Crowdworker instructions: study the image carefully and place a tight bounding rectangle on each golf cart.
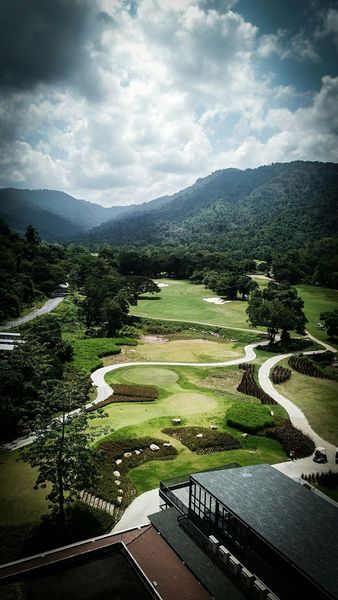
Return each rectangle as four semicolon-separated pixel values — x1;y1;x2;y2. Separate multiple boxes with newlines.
313;447;328;464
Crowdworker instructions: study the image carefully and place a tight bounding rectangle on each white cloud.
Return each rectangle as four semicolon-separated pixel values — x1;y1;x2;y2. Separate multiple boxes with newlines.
0;0;336;206
315;8;338;45
257;29;320;63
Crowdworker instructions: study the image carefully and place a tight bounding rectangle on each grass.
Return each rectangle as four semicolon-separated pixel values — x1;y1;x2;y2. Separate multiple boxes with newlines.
0;451;50;526
132;278;338;347
104;336;245;364
131;279;256;330
88;363;288;496
276;359;338;445
295;283;338;349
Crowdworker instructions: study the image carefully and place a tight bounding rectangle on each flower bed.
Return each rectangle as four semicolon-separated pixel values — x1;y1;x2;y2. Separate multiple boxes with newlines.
227;402;275;433
288;355;328;379
162;426;241;454
271;365;292;384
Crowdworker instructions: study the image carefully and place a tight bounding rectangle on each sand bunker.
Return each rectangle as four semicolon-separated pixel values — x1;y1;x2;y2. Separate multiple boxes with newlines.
203;297;232;304
140;335;169;344
154;281;169;287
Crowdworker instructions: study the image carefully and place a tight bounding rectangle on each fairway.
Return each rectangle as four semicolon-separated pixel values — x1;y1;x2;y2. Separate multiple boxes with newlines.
104;336;244;363
132;278;338;345
132;279;253;329
295;284;338;348
277;361;338;445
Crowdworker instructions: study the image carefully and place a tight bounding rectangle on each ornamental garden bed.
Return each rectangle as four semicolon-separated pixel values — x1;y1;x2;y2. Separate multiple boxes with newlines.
90;437;177;507
162;426;241;454
262;422;315;459
237;364;277;405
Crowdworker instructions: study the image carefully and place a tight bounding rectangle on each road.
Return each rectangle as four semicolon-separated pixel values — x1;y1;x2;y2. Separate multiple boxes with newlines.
0;296;65;331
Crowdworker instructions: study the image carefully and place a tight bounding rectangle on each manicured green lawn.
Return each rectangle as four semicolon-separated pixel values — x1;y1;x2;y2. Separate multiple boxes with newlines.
276;360;338;445
0;452;50;526
132;278;338;345
131;279;255;330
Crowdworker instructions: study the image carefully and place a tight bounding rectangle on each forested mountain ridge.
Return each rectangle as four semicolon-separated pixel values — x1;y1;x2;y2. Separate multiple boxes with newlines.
0;188;131;241
85;161;338;255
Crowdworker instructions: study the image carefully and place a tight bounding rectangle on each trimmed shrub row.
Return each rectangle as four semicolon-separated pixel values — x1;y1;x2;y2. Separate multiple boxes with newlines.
162;426;241;454
112;383;158;399
271;365;291;384
87;383;159;411
302;471;338;488
237;364;277;405
227;402;275;434
263;422;315;459
288;355;328;379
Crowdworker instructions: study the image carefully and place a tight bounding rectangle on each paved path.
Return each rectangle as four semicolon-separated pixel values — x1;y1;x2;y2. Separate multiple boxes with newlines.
90;339;267;402
0;296;65;331
112;489;161;532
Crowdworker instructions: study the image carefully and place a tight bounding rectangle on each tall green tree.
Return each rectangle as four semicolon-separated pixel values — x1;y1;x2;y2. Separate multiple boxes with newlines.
247;282;307;343
21;372;97;526
320;309;338;339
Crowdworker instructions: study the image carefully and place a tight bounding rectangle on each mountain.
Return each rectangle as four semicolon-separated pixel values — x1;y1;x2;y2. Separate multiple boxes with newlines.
0;189;131;241
84;161;338;254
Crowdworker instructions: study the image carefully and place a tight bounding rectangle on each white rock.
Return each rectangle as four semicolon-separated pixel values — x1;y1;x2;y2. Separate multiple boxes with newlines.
113;470;120;478
196;433;204;438
114;480;121;486
241;433;248;438
117;496;123;505
135;450;141;455
163;442;172;447
116;459;122;465
172;418;181;424
138;449;143;452
124;452;133;458
210;425;217;430
150;443;160;451
118;489;123;494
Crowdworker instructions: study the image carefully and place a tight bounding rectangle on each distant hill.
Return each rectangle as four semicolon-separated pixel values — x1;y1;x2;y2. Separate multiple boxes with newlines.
0;189;131;241
84;161;338;254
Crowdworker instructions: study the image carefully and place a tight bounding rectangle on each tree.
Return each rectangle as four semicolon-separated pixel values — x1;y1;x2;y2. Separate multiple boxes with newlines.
21;372;98;526
124;276;160;304
247;282;307;343
320;309;338;339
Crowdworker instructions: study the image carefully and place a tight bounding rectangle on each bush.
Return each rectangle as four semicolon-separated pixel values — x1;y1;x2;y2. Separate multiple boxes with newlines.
88;383;159;410
71;336;137;373
237;364;277;405
288;355;329;379
162;426;241;454
263;422;315;458
271;365;291;384
227;402;275;433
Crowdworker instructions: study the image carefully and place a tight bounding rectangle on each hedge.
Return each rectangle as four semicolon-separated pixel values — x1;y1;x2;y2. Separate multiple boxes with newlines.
227;402;275;433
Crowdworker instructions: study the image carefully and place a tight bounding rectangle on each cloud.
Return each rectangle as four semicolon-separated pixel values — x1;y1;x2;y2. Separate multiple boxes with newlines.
257;29;320;63
315;8;338;45
0;0;336;206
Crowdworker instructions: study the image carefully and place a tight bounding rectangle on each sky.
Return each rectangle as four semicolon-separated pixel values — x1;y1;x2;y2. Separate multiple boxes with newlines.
1;0;338;207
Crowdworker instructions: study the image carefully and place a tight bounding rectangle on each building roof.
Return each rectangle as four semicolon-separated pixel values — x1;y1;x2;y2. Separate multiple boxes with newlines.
192;464;338;600
149;507;247;600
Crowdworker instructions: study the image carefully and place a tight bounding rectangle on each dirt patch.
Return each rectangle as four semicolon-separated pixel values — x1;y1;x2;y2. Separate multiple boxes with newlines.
201;370;243;393
140;335;169;344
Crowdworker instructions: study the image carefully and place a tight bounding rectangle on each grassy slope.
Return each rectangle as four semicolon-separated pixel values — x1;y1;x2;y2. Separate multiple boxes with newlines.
277;359;338;445
0;452;50;526
295;284;338;349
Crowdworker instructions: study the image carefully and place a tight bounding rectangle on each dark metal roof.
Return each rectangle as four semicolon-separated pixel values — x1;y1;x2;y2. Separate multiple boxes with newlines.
192;464;338;600
149;508;247;600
